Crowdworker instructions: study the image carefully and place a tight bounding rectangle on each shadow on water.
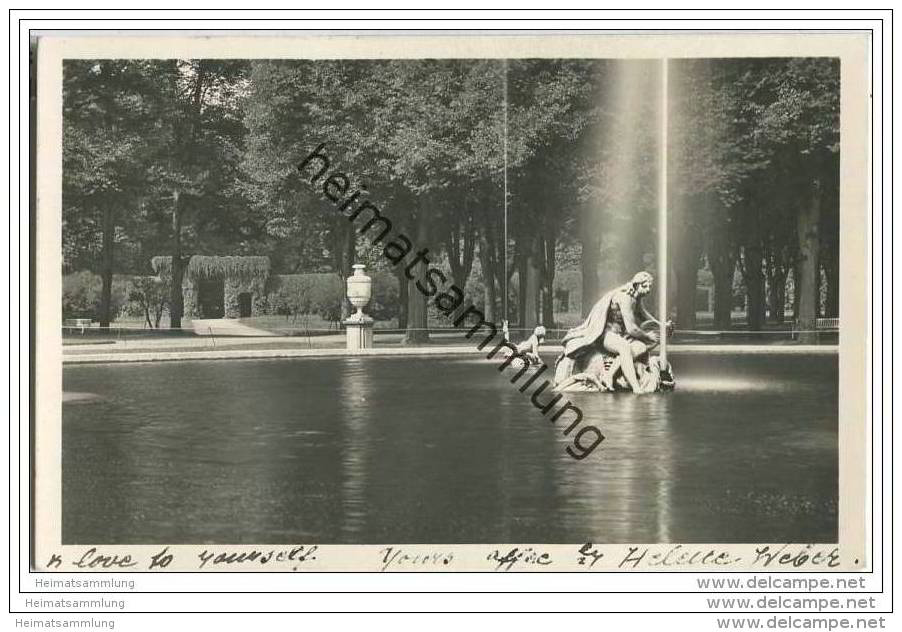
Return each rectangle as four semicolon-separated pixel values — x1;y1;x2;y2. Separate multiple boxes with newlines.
61;351;837;544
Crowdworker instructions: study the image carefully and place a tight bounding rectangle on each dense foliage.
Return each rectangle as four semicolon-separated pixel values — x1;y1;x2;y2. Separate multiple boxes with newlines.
63;57;840;338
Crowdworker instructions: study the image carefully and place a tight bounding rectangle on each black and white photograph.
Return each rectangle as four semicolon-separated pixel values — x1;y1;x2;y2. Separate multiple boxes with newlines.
32;32;870;573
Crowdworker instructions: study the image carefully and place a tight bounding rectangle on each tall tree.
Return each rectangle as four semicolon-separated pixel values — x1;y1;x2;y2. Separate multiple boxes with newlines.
63;60;162;326
152;60;248;329
670;59;762;330
751;58;840;340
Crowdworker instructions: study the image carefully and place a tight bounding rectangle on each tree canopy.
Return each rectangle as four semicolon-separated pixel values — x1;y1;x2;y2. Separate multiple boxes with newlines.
63;56;841;335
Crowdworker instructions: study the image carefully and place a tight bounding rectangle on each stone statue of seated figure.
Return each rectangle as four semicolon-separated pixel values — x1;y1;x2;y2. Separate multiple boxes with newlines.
553;272;675;394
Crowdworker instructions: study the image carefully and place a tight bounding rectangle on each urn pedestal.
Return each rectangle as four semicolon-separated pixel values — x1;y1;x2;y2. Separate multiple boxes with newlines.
345;316;374;350
345;264;374;351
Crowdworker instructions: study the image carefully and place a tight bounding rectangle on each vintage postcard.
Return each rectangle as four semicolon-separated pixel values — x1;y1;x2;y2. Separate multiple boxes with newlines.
32;31;870;572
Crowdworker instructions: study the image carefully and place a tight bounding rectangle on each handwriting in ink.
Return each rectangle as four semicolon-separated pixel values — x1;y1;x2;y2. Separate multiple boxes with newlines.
487;547;553;571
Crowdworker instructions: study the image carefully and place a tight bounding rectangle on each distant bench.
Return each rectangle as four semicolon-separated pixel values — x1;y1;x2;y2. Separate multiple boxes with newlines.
64;318;92;334
815;317;840;330
791;317;839;340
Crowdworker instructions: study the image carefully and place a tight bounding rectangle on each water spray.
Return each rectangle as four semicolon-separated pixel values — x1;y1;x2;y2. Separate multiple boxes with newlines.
658;58;669;368
502;58;509;332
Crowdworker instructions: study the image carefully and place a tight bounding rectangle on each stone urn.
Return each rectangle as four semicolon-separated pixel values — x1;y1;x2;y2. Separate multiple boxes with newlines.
346;264;372;321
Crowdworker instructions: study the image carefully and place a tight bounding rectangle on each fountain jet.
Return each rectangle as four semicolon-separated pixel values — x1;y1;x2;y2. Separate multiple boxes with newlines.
658;58;669;366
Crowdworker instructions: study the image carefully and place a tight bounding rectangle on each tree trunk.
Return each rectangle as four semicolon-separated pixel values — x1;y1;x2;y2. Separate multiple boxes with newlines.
403;211;429;344
707;213;735;331
674;225;700;330
674;263;698;330
447;204;476;291
478;233;498;322
524;243;540;331
742;244;766;331
99;203;114;328
764;237;791;326
823;258;839;318
797;179;822;343
483;283;496;322
155;294;165;329
476;199;501;323
792;266;801;320
169;191;184;330
540;229;557;328
711;260;734;330
395;267;409;329
98;87;117;329
169;62;207;331
767;271;788;325
516;242;528;328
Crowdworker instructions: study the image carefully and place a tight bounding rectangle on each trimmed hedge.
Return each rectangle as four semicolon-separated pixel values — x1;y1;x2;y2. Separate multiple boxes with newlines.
263;273;343;323
151;255;270;282
263;271;401;322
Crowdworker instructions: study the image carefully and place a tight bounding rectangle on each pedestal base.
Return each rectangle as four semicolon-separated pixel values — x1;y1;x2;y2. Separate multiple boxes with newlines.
344;316;374;351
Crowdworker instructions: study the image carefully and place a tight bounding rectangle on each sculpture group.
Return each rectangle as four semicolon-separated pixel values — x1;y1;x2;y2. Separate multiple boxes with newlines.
551;272;676;394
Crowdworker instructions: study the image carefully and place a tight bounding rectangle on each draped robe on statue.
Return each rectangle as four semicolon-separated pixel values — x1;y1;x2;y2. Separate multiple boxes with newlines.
553;283;673;392
561;286;623;358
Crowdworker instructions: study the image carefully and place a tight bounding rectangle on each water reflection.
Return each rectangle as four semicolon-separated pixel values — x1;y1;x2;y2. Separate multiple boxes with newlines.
550;391;675;543
62;352;837;544
338;358;373;539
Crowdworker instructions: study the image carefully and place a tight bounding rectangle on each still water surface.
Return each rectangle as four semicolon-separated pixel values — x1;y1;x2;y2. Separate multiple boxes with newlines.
62;352;837;544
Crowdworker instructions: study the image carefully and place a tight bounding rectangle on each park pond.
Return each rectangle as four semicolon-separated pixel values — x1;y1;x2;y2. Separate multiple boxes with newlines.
62;351;837;544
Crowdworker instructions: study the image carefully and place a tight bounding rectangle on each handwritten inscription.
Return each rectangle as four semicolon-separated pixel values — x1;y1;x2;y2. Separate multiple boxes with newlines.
487;547;553;571
41;542;844;571
197;545;318;569
752;544;840;568
577;542;604;568
73;548;137;570
46;545;318;571
149;546;174;569
618;545;740;569
379;547;454;572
